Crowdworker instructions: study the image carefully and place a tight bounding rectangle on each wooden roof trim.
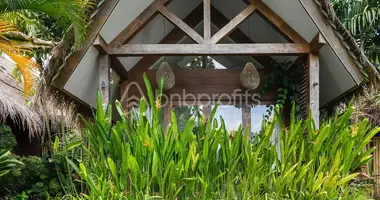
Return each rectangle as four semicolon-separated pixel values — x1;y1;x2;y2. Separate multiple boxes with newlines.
52;0;120;89
246;0;308;44
93;34;128;80
129;3;204;73
310;32;326;53
299;0;365;84
210;5;275;70
158;6;204;44
210;4;256;44
108;0;172;49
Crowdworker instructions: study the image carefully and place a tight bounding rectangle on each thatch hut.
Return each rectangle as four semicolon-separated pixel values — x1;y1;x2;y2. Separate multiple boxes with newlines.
0;56;43;155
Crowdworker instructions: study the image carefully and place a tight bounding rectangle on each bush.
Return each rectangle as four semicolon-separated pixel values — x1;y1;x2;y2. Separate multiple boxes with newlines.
66;74;377;199
0;155;65;199
0;124;16;150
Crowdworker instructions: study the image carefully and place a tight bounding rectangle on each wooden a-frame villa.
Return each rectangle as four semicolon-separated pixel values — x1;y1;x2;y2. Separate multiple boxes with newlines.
51;0;377;130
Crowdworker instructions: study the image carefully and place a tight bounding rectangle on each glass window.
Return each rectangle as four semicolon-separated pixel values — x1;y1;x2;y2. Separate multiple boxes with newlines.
251;105;272;134
212;105;242;131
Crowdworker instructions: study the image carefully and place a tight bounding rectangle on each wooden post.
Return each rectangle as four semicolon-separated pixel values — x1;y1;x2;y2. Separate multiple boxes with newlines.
99;53;111;110
203;105;212;117
203;0;211;42
242;104;251;139
163;104;172;134
307;53;319;128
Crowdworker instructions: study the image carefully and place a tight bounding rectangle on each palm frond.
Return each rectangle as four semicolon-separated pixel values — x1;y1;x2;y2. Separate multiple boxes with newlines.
0;0;95;49
0;21;39;96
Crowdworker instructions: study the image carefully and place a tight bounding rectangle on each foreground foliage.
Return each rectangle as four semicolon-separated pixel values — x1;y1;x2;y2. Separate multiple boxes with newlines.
59;74;378;199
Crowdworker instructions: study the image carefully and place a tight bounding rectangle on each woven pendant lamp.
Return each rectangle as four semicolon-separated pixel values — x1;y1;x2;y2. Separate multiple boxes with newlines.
156;62;175;91
240;62;260;90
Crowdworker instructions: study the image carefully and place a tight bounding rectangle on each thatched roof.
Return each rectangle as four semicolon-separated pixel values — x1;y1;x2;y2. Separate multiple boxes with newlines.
0;56;43;136
317;0;379;81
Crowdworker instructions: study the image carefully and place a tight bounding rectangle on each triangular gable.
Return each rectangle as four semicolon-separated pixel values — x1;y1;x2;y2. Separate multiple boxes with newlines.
54;0;377;108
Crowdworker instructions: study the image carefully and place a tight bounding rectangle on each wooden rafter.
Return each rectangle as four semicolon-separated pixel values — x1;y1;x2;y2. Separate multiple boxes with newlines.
210;6;275;70
310;32;326;53
204;0;211;41
93;35;108;54
110;43;310;56
108;0;172;49
130;4;276;72
299;0;363;85
53;0;119;89
246;0;308;44
210;4;256;44
93;34;128;80
129;3;204;73
158;6;204;44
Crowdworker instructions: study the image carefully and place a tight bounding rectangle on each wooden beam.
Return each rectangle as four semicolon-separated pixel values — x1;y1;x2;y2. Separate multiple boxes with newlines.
211;4;256;44
124;68;276;106
289;32;326;71
210;6;275;70
94;34;128;80
242;104;251;132
158;6;204;44
307;53;319;128
204;0;211;42
129;3;204;73
99;53;111;110
53;0;119;89
310;32;326;53
108;0;172;48
203;105;212;117
110;43;310;56
130;5;276;73
299;0;364;84
93;34;109;54
247;0;308;44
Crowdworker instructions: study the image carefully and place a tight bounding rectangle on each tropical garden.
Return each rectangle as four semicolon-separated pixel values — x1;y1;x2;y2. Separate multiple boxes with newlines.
0;0;379;199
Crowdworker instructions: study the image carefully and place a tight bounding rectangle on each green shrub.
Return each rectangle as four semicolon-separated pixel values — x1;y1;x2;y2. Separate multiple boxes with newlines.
0;155;65;199
0;124;17;150
66;74;377;199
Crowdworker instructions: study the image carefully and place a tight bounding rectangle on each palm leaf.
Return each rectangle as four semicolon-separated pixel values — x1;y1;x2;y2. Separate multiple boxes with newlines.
0;0;95;49
0;21;39;96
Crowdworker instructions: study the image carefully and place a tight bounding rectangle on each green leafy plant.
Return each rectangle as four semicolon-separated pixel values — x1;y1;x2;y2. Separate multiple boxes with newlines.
0;124;17;151
64;74;377;199
0;150;22;177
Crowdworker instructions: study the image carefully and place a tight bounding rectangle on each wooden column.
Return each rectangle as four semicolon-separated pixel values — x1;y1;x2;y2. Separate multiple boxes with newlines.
203;0;211;42
307;53;319;128
203;105;212;117
242;104;252;139
306;33;325;128
99;53;111;110
163;104;172;134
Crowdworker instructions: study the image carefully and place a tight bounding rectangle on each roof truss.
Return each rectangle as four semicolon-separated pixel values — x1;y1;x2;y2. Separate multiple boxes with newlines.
129;4;275;73
55;0;313;88
108;0;309;56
